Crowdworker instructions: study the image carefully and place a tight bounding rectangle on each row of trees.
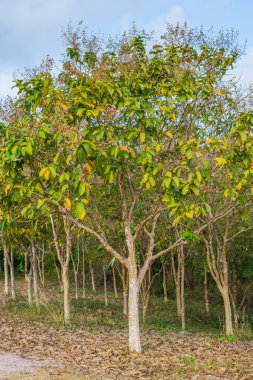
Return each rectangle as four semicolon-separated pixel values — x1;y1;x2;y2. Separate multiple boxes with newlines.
0;24;253;353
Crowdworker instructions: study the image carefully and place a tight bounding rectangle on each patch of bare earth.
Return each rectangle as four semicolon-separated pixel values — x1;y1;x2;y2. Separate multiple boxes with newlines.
0;308;252;380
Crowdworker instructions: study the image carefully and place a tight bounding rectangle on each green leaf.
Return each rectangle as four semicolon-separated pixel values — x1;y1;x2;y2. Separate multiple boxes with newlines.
182;184;190;195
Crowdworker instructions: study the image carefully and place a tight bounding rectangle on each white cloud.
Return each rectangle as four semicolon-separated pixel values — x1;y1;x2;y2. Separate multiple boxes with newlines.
235;47;253;85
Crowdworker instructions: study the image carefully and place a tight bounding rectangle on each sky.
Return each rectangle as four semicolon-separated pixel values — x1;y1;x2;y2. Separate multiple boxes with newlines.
1;0;253;97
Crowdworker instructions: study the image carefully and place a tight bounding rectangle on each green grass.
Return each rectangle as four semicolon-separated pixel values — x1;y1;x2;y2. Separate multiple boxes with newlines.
4;280;253;341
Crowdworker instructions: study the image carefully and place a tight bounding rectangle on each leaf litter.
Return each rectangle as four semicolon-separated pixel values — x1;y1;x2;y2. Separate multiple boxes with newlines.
0;310;252;380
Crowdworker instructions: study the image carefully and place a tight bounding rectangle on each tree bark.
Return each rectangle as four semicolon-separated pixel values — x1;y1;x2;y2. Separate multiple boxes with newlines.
3;245;9;301
171;254;181;318
204;268;210;314
222;287;233;336
81;238;86;299
120;265;128;316
31;241;40;307
128;267;141;354
180;246;185;331
9;249;16;300
62;265;70;325
112;265;118;299
162;262;168;303
24;252;33;305
89;261;96;292
103;264;108;307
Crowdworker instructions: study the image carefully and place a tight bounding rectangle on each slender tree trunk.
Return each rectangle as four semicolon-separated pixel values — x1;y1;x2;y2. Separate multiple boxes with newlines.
81;238;86;299
62;265;70;325
123;289;128;315
3;245;9;300
27;267;33;305
50;214;72;323
204;268;210;314
180;247;185;331
128;258;141;354
172;255;181;318
231;272;238;331
121;265;128;316
103;264;108;307
142;291;150;324
71;238;80;300
222;287;233;335
112;265;118;299
38;244;45;287
31;241;40;307
204;234;233;337
74;271;78;300
9;249;16;300
89;261;96;292
24;252;33;305
162;262;168;303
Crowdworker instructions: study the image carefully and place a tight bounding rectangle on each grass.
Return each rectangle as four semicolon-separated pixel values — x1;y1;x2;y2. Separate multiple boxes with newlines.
3;279;253;341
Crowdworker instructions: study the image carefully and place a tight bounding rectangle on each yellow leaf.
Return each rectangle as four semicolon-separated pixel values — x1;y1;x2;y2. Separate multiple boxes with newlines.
39;168;46;177
44;169;50;181
129;148;136;157
215;157;227;166
85;163;92;175
140;132;145;142
213;89;222;96
171;113;176;122
79;209;86;220
119;145;129;152
4;184;11;195
166;131;173;139
236;182;242;190
60;103;68;110
64;198;71;210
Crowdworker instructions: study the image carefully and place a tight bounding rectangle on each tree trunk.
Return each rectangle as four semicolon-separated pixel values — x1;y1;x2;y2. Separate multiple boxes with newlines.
31;242;40;307
103;264;108;307
128;262;141;354
81;240;86;299
123;290;128;316
222;287;233;336
172;255;181;318
142;292;150;324
74;272;78;300
89;261;96;292
9;249;16;300
27;267;33;305
3;245;9;300
62;265;70;325
112;265;118;299
204;268;210;314
121;265;128;315
162;262;168;303
38;244;45;287
24;252;32;305
180;247;185;331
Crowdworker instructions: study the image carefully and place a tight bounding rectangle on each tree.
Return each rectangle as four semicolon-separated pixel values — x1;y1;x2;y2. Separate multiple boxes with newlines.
1;26;252;354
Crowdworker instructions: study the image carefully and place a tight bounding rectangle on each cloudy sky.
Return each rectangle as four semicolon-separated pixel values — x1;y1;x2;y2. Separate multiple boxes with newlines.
1;0;253;97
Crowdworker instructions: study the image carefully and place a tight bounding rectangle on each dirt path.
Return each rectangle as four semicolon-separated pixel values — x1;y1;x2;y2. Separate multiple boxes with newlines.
0;353;45;379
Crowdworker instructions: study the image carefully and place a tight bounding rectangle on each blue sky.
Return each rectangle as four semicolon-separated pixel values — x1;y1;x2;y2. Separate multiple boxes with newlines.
1;0;253;96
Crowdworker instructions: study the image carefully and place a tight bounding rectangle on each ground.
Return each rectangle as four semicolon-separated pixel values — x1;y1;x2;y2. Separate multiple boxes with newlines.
0;279;252;379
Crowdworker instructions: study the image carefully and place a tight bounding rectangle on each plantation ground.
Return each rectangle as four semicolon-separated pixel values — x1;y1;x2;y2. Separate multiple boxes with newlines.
0;279;252;379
